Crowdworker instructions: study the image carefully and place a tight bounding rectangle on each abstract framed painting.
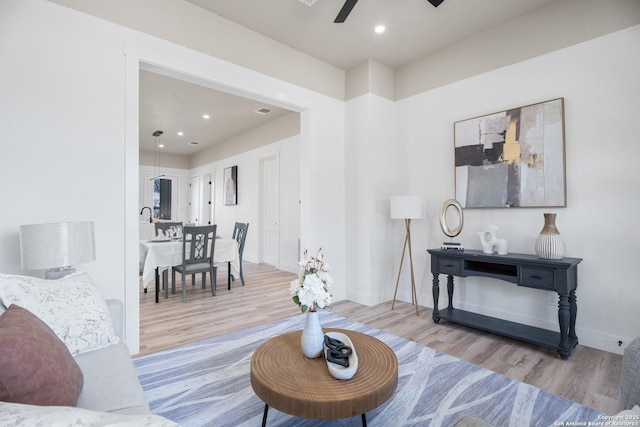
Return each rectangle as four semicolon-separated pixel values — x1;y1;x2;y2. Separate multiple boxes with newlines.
454;98;566;208
223;165;237;206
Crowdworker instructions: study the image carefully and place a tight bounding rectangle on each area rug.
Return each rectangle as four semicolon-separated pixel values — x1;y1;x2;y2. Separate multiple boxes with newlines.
134;311;604;426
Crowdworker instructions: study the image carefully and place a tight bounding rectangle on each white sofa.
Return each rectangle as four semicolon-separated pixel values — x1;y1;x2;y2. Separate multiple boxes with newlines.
0;272;176;426
75;299;150;414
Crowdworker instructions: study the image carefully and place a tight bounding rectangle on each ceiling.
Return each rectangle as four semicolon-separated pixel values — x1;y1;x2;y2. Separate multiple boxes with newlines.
139;70;292;156
184;0;558;70
141;0;559;157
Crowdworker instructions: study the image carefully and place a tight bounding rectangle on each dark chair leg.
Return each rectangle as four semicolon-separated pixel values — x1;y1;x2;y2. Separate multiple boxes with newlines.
210;267;216;296
155;268;159;304
163;270;169;299
182;272;187;302
361;413;367;427
227;262;231;291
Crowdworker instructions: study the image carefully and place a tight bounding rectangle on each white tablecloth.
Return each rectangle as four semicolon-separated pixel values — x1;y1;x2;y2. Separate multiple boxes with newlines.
140;238;240;289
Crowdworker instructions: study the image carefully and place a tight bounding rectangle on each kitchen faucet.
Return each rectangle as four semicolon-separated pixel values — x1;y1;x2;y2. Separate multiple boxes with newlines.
140;206;153;223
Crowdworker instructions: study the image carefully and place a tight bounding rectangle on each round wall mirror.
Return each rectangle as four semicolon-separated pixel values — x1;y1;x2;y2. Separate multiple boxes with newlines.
440;199;464;237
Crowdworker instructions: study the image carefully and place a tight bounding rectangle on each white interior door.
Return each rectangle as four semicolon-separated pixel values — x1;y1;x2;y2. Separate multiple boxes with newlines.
262;156;279;266
188;175;200;225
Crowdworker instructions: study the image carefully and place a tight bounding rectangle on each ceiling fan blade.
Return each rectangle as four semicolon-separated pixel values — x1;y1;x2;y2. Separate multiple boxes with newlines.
427;0;445;7
334;0;358;23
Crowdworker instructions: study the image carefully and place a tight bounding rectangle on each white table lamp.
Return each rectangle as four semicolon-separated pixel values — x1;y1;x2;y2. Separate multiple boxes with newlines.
390;196;426;316
20;221;96;280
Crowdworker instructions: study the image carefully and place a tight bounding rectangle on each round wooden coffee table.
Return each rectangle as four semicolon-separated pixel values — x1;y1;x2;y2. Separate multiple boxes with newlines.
250;328;398;426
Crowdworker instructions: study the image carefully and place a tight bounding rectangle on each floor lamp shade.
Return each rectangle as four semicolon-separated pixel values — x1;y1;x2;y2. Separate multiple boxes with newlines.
20;221;96;279
390;196;426;219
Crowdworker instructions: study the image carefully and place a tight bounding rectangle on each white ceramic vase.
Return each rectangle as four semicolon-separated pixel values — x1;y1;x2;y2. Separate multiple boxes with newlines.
301;310;324;358
535;213;565;259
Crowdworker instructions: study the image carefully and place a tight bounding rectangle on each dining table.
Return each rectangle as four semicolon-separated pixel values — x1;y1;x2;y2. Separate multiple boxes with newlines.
140;237;240;302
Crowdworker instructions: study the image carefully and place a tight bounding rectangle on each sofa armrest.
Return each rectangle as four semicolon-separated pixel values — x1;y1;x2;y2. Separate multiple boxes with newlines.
622;337;640;410
105;299;124;342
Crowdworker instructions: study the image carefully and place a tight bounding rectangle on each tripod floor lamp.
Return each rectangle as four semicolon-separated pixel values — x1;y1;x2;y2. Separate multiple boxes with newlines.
391;195;426;316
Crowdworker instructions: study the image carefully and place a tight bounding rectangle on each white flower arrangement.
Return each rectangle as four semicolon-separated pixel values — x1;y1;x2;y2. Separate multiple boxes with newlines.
290;248;333;313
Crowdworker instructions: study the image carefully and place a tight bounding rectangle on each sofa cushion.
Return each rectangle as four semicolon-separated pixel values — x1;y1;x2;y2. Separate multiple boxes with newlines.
0;272;119;356
0;305;83;407
0;401;178;426
74;342;149;414
622;337;640;410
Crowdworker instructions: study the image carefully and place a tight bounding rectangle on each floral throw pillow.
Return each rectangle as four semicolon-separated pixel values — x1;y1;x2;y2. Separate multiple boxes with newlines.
0;272;120;356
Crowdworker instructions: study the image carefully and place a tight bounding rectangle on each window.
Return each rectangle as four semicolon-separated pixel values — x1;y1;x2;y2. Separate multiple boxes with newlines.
153;178;172;220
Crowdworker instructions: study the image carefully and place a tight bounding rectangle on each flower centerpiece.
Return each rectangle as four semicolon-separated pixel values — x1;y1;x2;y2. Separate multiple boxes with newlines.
290;248;333;358
290;248;333;313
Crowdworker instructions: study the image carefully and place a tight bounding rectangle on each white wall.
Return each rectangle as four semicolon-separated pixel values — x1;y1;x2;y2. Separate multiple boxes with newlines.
190;134;301;273
137;134;301;275
345;93;402;306
0;1;134;321
395;25;640;354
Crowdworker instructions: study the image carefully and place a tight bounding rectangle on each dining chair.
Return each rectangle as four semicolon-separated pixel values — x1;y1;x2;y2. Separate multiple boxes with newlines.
151;222;183;301
228;222;249;289
172;225;217;302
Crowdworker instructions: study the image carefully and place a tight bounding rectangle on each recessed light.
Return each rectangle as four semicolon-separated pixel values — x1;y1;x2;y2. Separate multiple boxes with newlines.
158;144;164;148
177;131;184;136
375;25;386;34
254;107;272;115
203;114;210;119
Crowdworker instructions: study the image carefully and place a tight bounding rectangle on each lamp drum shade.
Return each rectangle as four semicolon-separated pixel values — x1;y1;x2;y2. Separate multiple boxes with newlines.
390;196;426;219
20;222;96;270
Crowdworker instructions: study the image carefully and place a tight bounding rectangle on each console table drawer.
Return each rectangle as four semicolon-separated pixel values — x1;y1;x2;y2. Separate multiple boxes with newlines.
438;258;462;275
520;268;555;290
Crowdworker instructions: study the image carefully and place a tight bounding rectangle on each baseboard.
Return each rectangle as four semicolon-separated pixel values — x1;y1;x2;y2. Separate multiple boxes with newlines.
241;256;298;275
278;262;298;274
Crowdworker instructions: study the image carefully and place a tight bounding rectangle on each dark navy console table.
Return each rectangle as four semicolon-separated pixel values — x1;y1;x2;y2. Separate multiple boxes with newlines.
427;249;582;359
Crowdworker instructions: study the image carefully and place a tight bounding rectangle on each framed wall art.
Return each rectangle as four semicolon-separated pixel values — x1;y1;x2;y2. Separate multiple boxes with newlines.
454;98;566;208
223;166;237;206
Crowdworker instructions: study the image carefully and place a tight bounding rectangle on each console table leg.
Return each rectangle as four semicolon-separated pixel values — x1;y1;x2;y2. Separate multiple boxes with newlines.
447;275;454;309
569;289;578;340
557;293;571;359
361;413;367;427
432;274;440;323
261;404;269;427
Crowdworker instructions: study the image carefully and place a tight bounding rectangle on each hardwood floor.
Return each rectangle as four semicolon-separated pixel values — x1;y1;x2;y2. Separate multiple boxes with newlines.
137;262;622;414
